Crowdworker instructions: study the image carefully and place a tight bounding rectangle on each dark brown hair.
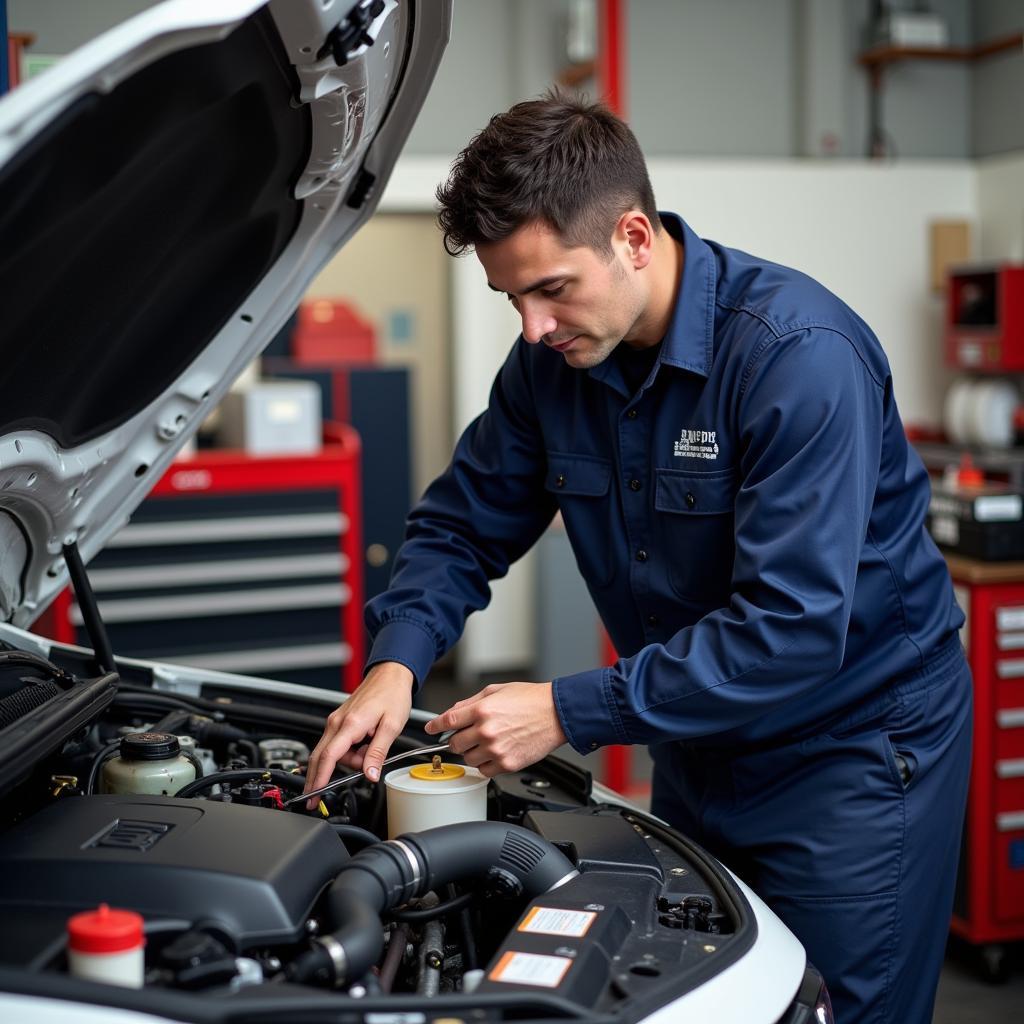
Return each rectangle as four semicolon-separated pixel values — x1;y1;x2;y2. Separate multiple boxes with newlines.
436;91;659;257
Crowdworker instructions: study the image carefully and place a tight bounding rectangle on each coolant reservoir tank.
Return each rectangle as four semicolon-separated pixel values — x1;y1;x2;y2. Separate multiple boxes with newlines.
100;732;197;796
384;757;487;838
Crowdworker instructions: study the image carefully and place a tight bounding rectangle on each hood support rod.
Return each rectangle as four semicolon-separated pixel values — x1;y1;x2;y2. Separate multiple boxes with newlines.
62;541;115;677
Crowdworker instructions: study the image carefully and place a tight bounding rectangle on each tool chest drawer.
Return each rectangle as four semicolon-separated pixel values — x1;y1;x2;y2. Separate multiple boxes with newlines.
33;436;364;692
947;564;1024;949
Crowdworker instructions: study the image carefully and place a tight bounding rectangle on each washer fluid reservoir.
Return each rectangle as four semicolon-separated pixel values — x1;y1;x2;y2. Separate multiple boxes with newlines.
100;732;197;796
384;756;487;838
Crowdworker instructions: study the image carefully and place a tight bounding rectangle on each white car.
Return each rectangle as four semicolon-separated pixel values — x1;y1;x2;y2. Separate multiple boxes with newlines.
0;3;831;1021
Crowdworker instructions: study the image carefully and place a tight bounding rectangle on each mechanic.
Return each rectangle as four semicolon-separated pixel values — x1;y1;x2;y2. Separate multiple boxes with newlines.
305;92;972;1023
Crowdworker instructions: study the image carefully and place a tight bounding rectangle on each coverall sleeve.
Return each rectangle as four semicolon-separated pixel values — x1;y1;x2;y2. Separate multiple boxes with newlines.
552;327;886;752
364;340;557;689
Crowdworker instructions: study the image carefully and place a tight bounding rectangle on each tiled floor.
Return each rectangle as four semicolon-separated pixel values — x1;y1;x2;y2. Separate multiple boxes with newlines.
934;941;1024;1022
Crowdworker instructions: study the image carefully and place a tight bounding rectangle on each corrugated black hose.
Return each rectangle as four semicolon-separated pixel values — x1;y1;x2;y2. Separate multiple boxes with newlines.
0;680;62;728
287;821;577;988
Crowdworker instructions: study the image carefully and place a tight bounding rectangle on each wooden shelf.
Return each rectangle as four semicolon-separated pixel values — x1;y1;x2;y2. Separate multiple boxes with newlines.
858;31;1023;69
557;59;596;89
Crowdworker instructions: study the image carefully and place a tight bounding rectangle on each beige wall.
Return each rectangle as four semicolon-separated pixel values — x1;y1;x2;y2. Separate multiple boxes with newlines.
304;213;452;499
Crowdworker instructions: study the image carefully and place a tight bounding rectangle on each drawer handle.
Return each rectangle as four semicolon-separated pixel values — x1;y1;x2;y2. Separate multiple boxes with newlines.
71;583;350;625
997;660;1024;679
997;607;1024;632
996;759;1024;779
89;553;347;592
997;708;1024;729
107;512;347;547
180;642;352;675
997;810;1024;832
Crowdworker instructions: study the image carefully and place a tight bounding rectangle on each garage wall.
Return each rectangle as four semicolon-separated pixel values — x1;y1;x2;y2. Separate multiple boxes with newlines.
971;0;1024;158
9;0;1020;161
646;158;975;428
627;0;800;158
976;151;1024;262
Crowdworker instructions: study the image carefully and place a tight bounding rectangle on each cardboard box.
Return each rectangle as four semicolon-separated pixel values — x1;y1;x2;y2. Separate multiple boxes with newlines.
218;380;322;455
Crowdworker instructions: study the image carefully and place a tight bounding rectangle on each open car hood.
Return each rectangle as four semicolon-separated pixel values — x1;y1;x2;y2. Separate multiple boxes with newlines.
0;0;450;628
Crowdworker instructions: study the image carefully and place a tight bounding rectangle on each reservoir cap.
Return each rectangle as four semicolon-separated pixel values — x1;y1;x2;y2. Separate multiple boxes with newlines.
409;761;466;782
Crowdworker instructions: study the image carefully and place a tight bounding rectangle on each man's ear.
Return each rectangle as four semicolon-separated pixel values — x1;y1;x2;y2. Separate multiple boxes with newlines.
615;210;654;270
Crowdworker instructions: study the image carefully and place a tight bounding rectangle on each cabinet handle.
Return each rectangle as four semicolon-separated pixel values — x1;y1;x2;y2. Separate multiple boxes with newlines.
997;607;1024;632
70;583;350;625
181;641;352;674
107;512;347;547
997;708;1024;729
88;553;347;592
996;810;1024;832
996;759;1024;778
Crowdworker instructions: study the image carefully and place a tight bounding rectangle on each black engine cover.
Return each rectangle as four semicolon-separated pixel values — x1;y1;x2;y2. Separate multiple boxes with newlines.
0;794;347;946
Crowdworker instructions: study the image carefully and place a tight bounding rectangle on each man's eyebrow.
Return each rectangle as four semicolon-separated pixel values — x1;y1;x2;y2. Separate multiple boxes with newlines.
487;275;567;296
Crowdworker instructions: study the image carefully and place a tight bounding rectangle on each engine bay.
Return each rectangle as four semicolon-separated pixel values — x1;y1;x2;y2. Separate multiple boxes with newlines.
0;643;755;1021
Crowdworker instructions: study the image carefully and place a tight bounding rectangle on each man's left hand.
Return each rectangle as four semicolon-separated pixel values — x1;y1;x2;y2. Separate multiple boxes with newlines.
424;681;568;777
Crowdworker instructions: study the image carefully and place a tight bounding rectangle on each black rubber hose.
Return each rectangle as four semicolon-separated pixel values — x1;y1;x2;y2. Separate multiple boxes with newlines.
0;650;76;688
189;718;248;749
377;923;409;994
288;821;576;987
233;738;262;769
448;881;477;970
152;709;191;736
86;739;123;794
330;823;381;851
388;890;473;923
174;768;305;798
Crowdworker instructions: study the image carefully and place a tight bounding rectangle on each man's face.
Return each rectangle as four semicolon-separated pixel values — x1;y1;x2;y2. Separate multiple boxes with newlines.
476;219;647;370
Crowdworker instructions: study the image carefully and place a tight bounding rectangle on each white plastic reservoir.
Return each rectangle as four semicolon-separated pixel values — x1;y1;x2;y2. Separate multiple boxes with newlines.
384;760;488;838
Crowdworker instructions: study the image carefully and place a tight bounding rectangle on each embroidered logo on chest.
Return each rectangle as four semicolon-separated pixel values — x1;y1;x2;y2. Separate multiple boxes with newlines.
673;428;719;460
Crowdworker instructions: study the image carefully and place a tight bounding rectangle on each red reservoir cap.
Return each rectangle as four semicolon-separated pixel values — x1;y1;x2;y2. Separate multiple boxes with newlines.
68;904;144;954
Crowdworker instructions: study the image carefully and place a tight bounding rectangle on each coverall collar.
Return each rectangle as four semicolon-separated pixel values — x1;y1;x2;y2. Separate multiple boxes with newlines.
587;212;716;395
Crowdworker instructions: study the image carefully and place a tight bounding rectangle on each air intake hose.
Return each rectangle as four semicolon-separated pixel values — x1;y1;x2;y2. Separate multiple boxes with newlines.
288;821;577;987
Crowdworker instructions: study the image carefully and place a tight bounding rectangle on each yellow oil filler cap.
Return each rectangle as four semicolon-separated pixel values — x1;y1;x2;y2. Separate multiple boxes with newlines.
409;757;466;782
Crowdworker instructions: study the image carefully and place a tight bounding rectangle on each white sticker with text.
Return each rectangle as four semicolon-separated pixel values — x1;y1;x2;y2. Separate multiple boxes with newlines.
517;906;597;938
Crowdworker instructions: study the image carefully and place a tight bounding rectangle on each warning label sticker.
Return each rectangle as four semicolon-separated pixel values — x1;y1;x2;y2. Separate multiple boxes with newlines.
517;906;597;938
489;951;573;988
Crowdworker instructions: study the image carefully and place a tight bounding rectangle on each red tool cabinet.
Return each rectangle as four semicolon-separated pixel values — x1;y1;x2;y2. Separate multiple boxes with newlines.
946;554;1024;976
33;425;363;694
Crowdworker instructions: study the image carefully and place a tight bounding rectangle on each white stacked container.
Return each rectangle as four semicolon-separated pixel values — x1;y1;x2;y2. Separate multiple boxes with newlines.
384;760;488;838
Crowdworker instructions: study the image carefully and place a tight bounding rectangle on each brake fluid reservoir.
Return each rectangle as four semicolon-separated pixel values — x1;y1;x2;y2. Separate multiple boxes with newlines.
384;758;487;838
100;732;197;796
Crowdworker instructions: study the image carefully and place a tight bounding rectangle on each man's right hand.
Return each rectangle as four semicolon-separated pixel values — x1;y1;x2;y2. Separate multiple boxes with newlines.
303;661;414;809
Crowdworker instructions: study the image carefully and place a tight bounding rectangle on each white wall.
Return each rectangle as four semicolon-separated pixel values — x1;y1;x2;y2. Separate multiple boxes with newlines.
975;151;1024;262
379;155;982;680
647;158;976;427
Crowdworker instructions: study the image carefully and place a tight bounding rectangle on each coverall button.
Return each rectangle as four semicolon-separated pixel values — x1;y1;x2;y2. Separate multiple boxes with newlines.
627;408;638;419
589;742;598;751
629;478;642;492
685;492;696;508
555;474;566;488
636;549;648;562
647;614;659;626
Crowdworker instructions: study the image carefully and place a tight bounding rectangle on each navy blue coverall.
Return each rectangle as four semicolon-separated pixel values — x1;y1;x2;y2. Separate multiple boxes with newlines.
366;213;973;1022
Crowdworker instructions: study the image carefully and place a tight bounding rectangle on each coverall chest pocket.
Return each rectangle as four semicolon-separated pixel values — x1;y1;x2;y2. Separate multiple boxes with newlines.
654;468;736;605
545;452;615;588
